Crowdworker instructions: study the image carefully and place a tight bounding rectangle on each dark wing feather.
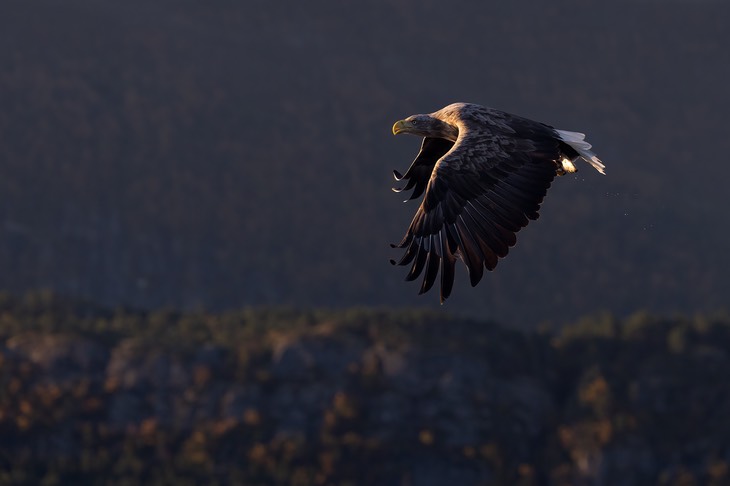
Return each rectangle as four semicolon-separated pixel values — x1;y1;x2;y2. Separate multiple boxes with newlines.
392;137;454;201
392;108;561;302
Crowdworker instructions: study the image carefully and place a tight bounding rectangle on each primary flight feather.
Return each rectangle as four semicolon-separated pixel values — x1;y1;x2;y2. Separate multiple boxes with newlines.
390;102;605;303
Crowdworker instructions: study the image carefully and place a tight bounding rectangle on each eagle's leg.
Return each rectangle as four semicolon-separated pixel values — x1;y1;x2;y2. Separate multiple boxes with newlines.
556;156;578;176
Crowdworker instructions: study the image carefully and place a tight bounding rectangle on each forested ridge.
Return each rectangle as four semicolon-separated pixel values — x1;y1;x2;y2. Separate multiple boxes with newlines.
1;291;729;485
1;0;729;324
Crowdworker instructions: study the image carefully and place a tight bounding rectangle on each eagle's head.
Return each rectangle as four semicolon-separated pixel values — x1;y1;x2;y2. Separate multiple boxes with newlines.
392;114;458;142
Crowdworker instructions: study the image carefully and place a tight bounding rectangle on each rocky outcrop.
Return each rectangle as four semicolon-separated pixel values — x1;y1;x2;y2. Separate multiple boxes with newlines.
2;308;730;485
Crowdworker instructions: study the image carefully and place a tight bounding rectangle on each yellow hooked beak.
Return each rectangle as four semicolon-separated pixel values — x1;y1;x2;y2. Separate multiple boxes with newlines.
392;119;413;135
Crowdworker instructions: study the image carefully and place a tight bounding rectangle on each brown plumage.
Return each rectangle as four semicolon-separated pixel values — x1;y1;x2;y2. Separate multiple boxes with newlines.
390;102;605;303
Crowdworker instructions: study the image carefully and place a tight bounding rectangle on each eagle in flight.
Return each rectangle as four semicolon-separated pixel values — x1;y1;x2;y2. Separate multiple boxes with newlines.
390;102;605;303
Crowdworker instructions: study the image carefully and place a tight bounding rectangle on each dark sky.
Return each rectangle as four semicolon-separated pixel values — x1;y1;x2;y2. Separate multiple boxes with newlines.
1;0;729;325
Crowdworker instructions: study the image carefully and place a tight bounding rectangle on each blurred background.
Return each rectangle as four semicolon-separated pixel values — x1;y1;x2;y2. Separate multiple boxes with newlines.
2;0;728;326
1;0;729;484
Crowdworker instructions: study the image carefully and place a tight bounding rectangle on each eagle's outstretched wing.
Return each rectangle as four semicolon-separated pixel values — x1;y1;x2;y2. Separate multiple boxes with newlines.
391;112;562;303
392;137;455;201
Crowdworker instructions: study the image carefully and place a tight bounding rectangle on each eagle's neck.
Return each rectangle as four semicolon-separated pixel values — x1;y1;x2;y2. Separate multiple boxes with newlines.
429;117;459;142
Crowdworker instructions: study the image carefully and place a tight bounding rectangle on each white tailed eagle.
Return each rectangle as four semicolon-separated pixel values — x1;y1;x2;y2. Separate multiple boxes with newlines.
390;102;605;303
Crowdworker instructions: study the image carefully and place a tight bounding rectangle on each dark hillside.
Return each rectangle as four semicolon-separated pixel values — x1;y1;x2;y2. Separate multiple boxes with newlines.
1;0;729;323
1;293;730;484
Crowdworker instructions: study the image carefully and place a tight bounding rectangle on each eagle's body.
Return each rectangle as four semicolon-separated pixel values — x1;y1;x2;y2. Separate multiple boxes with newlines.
390;102;605;303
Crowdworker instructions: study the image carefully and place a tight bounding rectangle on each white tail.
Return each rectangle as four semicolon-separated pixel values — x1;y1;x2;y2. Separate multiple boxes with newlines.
556;129;606;175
